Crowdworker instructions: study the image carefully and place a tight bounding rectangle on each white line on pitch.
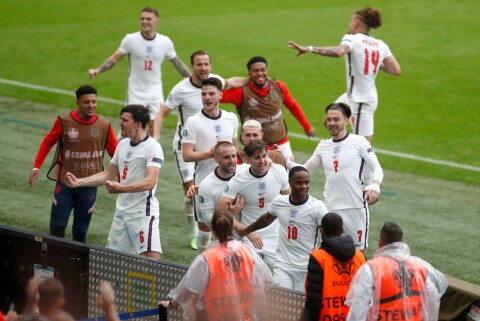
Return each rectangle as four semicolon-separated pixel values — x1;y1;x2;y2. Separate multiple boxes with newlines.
2;77;479;172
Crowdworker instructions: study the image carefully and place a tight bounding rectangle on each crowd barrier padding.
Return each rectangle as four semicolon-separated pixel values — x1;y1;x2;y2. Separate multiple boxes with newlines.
1;225;478;321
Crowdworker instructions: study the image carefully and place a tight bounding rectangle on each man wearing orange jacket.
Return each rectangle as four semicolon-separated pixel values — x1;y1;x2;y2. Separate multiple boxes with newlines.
221;56;315;161
300;212;366;321
345;222;448;321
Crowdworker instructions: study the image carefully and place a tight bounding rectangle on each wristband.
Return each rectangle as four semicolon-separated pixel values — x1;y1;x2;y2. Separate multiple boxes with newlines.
308;46;314;53
365;184;381;194
32;168;40;171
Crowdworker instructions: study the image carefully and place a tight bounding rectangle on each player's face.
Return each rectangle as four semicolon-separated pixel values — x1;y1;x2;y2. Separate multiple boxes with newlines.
249;150;268;176
325;109;348;139
192;54;211;82
76;94;97;119
140;12;159;33
201;85;222;115
290;171;310;201
216;146;237;176
241;127;263;145
119;112;139;138
248;62;268;87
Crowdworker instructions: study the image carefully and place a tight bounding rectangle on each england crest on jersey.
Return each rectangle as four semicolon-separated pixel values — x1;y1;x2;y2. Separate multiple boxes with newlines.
258;182;266;192
289;209;298;224
146;46;153;54
126;151;133;159
214;124;221;134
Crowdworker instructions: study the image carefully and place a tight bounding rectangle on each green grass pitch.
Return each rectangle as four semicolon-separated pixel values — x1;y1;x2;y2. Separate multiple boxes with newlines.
0;0;479;285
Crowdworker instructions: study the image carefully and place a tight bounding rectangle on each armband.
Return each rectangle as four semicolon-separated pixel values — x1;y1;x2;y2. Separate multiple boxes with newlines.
308;46;314;53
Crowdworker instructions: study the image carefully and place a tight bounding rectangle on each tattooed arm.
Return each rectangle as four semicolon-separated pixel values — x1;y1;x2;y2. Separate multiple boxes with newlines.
169;56;191;78
288;41;351;58
88;50;125;78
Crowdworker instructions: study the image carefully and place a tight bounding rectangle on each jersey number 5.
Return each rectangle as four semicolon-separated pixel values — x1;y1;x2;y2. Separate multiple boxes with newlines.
364;49;380;75
259;197;265;208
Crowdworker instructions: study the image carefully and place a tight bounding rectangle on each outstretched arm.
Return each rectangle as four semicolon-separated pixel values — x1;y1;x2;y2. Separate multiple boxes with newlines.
89;50;125;78
224;77;249;89
169;56;191;78
276;81;315;137
289;41;351;58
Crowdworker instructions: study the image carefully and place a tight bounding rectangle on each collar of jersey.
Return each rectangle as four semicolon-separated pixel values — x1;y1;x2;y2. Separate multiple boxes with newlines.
332;132;349;143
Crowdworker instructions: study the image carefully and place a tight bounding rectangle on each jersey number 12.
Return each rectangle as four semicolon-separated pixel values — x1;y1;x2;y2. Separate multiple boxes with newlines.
144;59;153;71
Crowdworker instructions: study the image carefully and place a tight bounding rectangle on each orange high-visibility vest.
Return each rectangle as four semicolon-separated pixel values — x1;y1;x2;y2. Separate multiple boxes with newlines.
310;248;365;321
368;256;427;321
200;243;255;321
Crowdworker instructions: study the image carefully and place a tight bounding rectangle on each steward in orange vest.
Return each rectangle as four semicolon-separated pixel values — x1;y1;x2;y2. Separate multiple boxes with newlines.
368;256;427;321
345;222;448;321
159;209;273;321
300;212;366;321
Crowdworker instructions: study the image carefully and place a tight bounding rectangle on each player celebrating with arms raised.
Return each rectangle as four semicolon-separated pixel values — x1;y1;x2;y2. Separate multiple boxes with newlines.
289;7;401;143
88;7;191;137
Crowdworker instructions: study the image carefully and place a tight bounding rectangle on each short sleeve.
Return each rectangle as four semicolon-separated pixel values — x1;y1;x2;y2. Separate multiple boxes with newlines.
146;142;164;168
182;118;197;144
118;34;130;55
314;200;328;226
268;196;281;217
223;176;241;200
164;36;177;60
340;33;354;50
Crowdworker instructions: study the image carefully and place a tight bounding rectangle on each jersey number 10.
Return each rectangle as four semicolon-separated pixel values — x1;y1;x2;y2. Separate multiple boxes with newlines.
287;226;298;240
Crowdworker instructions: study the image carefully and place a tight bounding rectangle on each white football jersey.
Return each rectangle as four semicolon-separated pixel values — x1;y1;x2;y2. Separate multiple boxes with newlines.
182;110;238;185
198;164;249;226
118;32;177;103
303;132;383;210
269;194;327;269
164;74;225;152
111;136;164;216
223;164;289;238
340;33;393;103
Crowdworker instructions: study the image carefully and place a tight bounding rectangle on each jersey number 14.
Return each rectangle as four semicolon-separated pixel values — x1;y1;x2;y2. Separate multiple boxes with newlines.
364;49;380;75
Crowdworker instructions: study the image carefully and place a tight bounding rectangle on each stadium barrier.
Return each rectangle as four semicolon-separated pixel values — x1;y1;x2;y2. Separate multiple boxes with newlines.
0;224;478;321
